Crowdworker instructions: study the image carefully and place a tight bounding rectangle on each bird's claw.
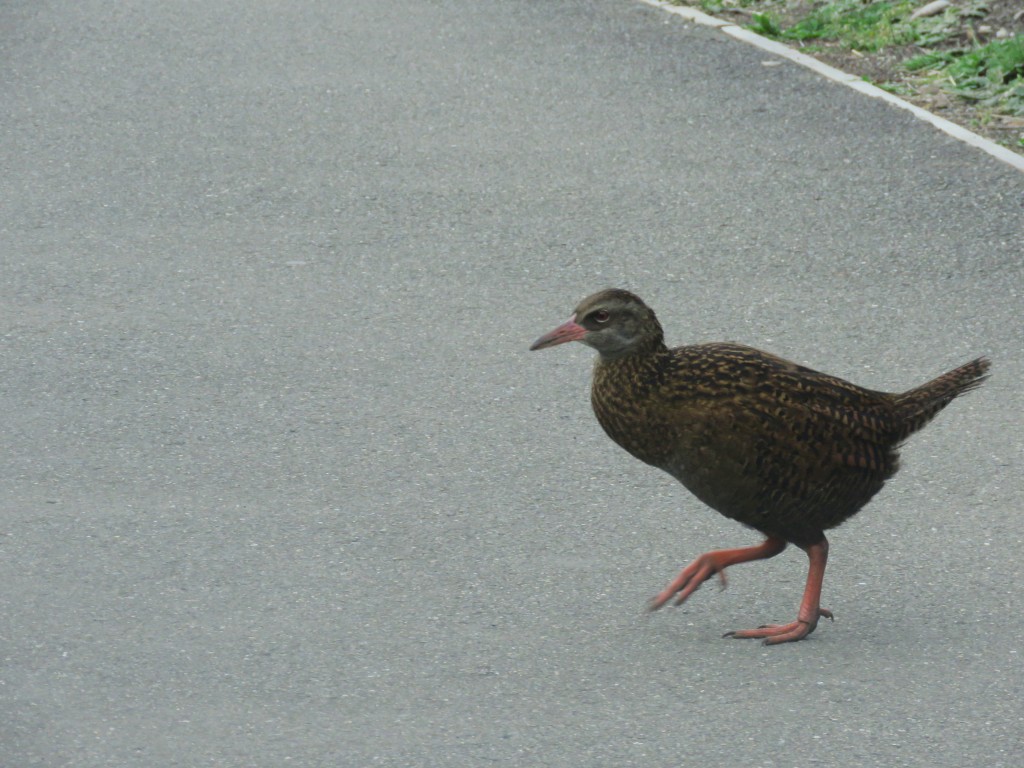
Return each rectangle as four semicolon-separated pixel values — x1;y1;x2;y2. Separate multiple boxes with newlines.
723;608;834;644
648;555;728;612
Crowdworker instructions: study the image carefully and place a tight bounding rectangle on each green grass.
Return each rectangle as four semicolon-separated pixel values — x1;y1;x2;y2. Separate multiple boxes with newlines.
741;0;985;52
913;37;1024;115
692;0;769;14
772;0;920;51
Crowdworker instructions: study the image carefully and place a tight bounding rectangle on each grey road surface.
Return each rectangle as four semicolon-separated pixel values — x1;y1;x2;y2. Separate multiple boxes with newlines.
2;1;1022;766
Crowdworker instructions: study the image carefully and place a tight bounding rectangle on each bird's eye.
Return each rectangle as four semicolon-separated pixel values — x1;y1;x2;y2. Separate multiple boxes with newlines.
591;309;611;323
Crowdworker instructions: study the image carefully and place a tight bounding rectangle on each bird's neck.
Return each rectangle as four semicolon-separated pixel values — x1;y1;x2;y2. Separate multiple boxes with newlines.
592;340;671;394
595;335;669;364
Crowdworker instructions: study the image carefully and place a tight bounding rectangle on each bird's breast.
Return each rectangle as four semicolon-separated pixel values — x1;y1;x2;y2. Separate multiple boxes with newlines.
590;366;687;470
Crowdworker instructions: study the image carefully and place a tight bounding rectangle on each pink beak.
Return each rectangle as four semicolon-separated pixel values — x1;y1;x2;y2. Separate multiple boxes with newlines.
530;315;588;351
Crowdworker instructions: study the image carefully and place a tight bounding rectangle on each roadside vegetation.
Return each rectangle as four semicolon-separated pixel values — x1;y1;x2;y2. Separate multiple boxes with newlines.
677;0;1024;152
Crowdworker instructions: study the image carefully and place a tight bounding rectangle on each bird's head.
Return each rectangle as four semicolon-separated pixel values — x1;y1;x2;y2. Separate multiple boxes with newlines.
529;289;665;360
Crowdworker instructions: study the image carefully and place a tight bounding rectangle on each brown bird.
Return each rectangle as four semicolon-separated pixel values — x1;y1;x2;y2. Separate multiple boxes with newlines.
530;289;989;644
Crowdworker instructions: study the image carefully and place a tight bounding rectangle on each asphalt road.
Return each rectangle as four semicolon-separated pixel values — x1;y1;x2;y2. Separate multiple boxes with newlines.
2;1;1022;766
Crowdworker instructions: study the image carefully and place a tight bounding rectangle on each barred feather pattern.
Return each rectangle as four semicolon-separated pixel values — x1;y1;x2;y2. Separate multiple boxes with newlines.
590;335;989;548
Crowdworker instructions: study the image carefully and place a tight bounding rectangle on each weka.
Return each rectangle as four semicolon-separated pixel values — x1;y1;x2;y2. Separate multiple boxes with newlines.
530;289;989;644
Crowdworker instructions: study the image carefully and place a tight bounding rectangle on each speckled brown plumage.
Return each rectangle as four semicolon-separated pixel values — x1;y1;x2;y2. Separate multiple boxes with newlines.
531;289;990;644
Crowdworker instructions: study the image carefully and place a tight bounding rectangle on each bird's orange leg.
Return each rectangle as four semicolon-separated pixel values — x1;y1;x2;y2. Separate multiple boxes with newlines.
725;537;833;645
648;536;787;612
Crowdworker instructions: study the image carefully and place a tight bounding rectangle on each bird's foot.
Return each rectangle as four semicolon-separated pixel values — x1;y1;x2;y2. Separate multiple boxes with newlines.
648;538;787;613
647;554;728;612
723;608;834;645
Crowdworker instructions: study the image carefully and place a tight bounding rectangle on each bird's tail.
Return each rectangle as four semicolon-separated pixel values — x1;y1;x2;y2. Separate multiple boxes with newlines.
893;357;990;440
